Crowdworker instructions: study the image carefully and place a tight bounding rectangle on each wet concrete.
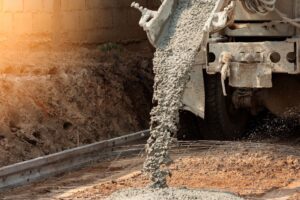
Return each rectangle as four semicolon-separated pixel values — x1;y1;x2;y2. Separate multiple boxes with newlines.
144;0;217;188
106;188;243;200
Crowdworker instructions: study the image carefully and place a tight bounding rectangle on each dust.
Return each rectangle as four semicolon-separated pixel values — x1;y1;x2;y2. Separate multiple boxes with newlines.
106;188;243;200
0;44;154;167
144;0;217;188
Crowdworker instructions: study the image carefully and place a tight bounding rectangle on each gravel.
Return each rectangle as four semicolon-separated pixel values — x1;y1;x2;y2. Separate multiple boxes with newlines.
144;0;217;188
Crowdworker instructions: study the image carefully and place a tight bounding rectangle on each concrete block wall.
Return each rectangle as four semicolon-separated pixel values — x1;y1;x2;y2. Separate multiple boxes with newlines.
0;0;160;45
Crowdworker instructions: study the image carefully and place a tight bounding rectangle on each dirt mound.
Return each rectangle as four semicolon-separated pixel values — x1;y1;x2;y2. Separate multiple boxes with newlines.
0;43;154;167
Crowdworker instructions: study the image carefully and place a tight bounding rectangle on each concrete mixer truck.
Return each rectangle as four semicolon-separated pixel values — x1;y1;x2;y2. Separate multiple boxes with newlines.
132;0;300;140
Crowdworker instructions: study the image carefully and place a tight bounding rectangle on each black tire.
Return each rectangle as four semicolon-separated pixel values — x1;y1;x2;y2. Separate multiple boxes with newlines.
200;74;250;140
177;110;201;140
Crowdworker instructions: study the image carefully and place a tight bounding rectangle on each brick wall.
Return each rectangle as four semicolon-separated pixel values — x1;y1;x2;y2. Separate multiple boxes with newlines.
0;0;160;45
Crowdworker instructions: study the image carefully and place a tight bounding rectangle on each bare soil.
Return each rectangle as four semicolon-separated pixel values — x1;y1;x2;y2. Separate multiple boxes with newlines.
0;42;154;167
1;43;300;200
73;143;300;199
3;140;299;200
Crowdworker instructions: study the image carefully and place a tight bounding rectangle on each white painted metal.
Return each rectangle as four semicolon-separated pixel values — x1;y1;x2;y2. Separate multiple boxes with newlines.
133;0;300;119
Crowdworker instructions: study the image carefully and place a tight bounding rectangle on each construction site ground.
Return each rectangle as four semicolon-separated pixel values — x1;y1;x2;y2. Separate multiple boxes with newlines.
1;126;300;200
0;42;300;199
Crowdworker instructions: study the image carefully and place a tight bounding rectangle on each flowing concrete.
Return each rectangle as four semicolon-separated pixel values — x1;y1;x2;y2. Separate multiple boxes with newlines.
144;0;216;188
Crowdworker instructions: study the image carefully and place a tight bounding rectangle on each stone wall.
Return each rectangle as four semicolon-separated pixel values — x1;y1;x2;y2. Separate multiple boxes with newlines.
0;0;160;45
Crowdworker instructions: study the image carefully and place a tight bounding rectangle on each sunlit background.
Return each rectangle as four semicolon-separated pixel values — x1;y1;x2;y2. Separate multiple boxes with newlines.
0;0;160;45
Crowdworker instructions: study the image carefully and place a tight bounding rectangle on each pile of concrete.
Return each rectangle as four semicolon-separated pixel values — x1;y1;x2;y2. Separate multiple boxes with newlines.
106;188;243;200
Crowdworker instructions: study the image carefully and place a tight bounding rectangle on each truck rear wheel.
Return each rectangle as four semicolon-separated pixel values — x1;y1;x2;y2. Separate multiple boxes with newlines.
200;74;250;140
177;110;201;140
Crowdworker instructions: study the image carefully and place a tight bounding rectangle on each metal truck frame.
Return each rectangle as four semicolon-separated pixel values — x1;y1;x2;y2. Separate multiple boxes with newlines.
133;0;300;139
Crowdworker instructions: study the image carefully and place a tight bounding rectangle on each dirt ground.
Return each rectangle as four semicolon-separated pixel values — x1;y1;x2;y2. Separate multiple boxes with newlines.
2;140;300;200
1;42;300;200
0;42;154;167
68;144;300;200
